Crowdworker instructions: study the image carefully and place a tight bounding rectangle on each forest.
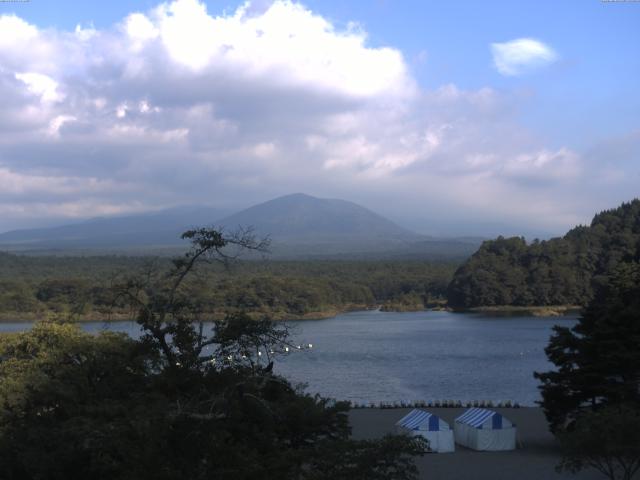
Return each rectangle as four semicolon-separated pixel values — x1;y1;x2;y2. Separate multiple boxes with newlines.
0;253;456;321
447;199;640;308
3;199;639;319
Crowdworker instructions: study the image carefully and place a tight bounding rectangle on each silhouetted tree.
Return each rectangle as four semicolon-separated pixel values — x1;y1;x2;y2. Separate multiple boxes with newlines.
535;262;640;432
557;404;640;480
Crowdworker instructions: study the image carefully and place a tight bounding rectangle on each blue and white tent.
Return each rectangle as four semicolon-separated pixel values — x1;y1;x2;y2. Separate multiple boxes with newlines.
454;408;516;451
395;409;455;453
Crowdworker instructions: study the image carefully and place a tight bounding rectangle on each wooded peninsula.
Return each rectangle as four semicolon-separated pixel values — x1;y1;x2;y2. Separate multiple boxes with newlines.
448;199;640;309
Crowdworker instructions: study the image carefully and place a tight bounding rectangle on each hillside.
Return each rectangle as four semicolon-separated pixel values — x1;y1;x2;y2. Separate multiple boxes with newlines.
447;199;640;308
0;206;228;250
216;193;481;259
217;193;418;242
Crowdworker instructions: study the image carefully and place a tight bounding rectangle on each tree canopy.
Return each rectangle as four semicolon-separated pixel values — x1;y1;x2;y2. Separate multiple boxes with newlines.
448;199;640;308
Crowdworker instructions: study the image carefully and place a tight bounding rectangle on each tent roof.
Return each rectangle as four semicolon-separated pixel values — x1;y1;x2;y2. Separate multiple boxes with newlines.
455;408;508;428
396;409;446;431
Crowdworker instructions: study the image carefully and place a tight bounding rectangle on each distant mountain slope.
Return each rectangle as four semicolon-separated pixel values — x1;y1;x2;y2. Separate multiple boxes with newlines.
0;206;229;250
0;193;481;260
217;193;418;242
447;199;640;308
213;193;447;257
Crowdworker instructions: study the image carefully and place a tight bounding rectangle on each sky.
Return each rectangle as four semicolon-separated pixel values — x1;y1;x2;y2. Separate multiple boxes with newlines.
0;0;638;236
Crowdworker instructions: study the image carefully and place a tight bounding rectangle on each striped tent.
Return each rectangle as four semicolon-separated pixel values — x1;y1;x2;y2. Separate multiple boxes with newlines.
395;409;455;453
454;408;516;451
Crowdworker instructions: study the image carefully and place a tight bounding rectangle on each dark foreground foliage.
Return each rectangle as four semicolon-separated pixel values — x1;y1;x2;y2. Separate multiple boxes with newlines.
448;199;640;307
0;322;424;480
0;228;425;480
536;260;640;479
556;404;640;480
535;262;640;432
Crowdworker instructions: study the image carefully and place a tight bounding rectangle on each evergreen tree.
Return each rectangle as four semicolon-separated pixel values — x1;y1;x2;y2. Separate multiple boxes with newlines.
534;262;640;432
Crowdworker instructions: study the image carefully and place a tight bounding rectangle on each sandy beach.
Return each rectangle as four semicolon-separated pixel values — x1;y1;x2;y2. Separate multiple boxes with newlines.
349;407;605;480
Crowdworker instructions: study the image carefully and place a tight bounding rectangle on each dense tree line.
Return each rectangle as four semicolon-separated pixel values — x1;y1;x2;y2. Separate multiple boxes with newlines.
447;199;640;308
0;254;457;320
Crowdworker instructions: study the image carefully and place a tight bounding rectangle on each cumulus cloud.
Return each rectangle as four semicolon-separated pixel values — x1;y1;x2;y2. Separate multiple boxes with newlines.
0;1;619;234
491;38;558;76
121;0;413;97
15;72;63;103
0;14;38;47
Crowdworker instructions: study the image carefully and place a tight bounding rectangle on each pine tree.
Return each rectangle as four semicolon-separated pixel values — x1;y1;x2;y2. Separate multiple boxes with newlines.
534;262;640;432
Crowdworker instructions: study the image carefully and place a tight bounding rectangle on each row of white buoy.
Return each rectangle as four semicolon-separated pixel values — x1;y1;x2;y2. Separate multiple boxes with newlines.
351;399;521;409
272;343;313;354
518;348;538;356
173;342;314;366
207;343;314;363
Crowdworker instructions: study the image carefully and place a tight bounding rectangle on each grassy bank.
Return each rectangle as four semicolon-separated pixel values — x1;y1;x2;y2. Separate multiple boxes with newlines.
0;304;380;323
459;305;582;317
1;303;583;324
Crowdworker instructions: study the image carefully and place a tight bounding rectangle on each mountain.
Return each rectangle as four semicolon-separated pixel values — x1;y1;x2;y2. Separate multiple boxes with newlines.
218;193;417;241
214;194;480;259
0;193;481;259
0;206;229;251
447;199;640;308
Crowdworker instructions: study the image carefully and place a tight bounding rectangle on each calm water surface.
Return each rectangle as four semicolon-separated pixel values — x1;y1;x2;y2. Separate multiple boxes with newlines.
0;310;576;406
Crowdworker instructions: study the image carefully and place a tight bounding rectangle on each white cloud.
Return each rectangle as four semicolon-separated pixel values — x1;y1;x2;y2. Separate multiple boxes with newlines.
15;72;63;103
122;0;414;97
74;23;97;41
252;142;277;158
503;148;580;180
125;13;159;43
116;104;128;118
0;166;116;196
491;38;558;76
0;14;38;48
48;115;77;136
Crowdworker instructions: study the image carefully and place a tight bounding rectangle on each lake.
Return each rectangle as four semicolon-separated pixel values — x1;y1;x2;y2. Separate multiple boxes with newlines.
0;310;576;406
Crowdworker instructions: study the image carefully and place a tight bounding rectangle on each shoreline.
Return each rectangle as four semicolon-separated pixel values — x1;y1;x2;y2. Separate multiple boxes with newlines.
0;303;582;323
459;305;582;317
0;304;377;323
